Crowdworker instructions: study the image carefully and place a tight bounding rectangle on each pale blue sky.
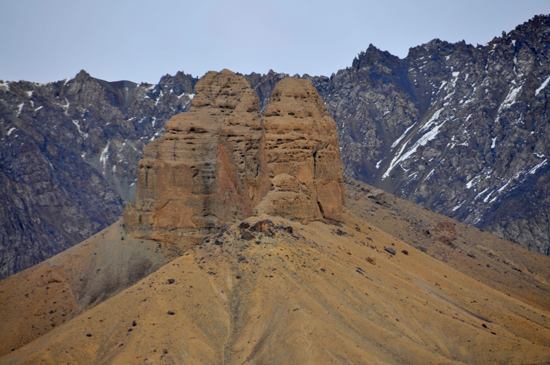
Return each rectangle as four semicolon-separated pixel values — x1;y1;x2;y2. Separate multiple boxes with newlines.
0;0;548;83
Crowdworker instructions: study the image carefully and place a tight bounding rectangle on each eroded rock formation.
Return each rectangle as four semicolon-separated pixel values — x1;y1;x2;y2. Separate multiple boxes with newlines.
124;70;270;247
255;78;345;222
124;71;344;247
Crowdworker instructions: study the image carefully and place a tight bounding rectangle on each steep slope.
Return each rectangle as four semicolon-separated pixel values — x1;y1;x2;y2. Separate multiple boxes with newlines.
2;213;550;364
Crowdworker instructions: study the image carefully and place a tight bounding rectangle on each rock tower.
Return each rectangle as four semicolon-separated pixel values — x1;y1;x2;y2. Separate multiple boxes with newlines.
124;70;344;247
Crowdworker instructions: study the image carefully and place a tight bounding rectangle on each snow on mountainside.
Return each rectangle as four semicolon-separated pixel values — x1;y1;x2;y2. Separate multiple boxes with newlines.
302;14;550;255
1;14;550;279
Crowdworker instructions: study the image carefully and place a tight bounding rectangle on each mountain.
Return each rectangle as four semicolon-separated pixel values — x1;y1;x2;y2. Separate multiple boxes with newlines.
260;14;550;255
1;15;550;280
0;70;197;278
1;71;549;364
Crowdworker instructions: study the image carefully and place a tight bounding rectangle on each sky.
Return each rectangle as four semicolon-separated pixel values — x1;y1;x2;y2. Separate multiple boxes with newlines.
0;0;548;84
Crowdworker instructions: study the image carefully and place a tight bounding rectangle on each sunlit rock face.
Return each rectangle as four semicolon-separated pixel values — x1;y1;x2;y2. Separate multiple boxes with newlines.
124;72;345;247
255;78;345;223
124;70;270;248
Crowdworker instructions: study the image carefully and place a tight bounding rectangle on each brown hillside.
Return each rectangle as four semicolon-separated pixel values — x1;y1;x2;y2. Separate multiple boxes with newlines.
2;213;550;364
0;219;178;356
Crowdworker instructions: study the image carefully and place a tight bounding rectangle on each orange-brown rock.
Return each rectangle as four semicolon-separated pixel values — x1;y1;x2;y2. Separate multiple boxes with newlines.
124;70;270;248
255;78;345;222
124;73;345;249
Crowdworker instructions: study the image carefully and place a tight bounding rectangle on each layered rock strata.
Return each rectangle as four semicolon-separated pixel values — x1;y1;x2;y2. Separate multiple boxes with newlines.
124;71;344;247
255;78;345;222
124;70;270;247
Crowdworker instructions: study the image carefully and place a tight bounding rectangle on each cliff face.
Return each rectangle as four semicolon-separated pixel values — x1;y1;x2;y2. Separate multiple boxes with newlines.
256;78;345;222
124;71;343;246
124;70;270;247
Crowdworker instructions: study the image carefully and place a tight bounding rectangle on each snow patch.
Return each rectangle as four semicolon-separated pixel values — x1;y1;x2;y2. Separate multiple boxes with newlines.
452;201;465;212
100;142;110;172
391;122;417;148
474;188;489;201
7;127;16;136
16;103;24;117
0;81;10;91
72;120;88;138
466;175;481;189
491;137;497;149
535;75;550;96
529;159;548;175
498;85;522;112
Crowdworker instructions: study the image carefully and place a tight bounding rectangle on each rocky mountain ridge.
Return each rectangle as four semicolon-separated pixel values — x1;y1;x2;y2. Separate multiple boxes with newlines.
1;14;550;278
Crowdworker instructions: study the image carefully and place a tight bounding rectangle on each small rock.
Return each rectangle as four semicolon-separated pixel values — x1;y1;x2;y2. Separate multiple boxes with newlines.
167;279;175;284
416;246;427;253
132;320;137;327
163;349;168;354
401;250;409;255
338;245;351;255
236;275;242;279
385;247;396;255
86;333;92;337
238;221;250;229
167;311;175;315
366;256;376;265
238;256;246;263
241;231;254;240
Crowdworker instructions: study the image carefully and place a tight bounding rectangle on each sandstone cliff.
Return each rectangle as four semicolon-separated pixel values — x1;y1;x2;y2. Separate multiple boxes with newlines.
124;70;270;248
256;78;345;222
124;71;343;248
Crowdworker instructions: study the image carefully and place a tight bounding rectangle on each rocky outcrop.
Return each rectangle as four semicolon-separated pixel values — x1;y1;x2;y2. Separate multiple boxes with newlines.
124;70;270;247
255;78;345;222
125;72;344;246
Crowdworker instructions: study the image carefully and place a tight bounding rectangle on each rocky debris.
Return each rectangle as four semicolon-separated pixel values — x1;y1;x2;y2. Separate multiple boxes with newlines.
429;221;458;246
366;256;376;265
255;78;345;223
124;70;270;248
